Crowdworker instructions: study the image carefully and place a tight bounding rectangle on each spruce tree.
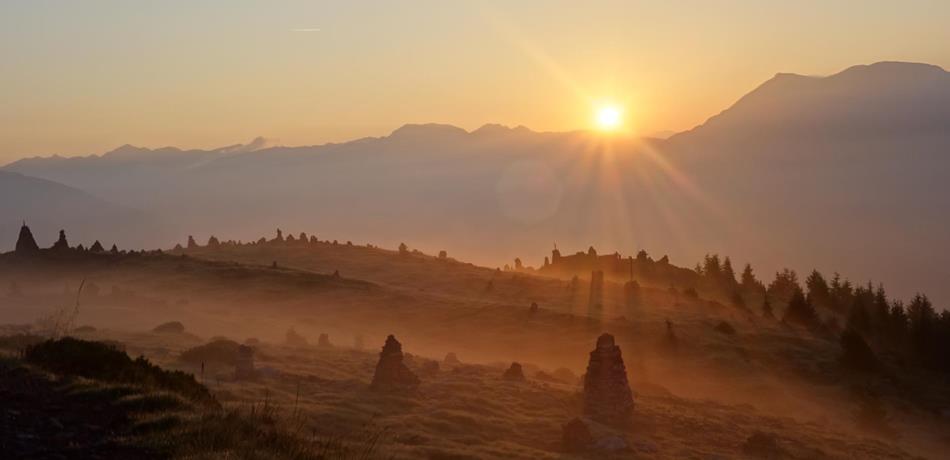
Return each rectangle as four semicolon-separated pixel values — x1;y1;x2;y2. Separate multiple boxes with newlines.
783;287;817;327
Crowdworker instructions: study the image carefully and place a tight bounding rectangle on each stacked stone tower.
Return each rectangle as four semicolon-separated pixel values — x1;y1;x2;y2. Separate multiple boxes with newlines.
583;333;634;426
50;229;69;251
15;222;40;254
370;335;420;389
588;270;604;310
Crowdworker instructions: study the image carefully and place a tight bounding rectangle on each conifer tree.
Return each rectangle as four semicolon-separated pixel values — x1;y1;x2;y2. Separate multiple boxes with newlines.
762;295;774;319
722;257;737;287
783;287;817;327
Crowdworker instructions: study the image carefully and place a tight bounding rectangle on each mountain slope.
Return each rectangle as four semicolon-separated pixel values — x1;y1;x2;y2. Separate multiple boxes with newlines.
668;61;950;146
0;171;166;249
2;61;949;305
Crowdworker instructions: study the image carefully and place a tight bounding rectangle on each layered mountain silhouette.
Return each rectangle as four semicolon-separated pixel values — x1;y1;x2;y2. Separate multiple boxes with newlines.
4;61;949;303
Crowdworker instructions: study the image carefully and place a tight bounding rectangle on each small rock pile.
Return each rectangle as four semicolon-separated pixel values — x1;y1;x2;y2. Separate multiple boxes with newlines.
562;418;593;453
502;362;525;381
234;345;256;380
443;352;460;366
285;327;308;347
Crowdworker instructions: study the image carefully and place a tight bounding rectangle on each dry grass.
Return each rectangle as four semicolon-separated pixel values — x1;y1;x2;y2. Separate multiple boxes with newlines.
1;246;948;458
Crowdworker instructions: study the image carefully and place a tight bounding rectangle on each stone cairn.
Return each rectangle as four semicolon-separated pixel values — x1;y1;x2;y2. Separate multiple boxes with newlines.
583;333;634;426
443;352;461;366
419;360;440;377
502;362;526;381
588;270;604;310
50;230;70;252
15;222;40;254
370;335;420;390
624;280;640;309
234;345;256;380
562;418;593;452
285;327;308;347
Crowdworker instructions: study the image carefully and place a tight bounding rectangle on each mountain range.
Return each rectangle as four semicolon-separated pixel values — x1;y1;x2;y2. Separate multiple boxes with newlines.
4;61;949;304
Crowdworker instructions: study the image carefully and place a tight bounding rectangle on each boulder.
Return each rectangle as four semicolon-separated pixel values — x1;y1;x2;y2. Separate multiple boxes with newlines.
562;418;593;453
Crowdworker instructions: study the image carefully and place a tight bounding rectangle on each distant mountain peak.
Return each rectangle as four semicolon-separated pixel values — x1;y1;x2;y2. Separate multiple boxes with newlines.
669;61;950;143
104;144;148;157
388;123;468;140
216;136;277;153
838;61;946;76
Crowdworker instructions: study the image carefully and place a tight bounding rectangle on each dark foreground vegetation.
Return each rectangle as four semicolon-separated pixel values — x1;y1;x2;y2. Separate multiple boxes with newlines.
1;338;381;459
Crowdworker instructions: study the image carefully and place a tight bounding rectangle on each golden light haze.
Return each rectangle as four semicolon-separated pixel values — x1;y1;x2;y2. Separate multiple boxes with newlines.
1;1;949;162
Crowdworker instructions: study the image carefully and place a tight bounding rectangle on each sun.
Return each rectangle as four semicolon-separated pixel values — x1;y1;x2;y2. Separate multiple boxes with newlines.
595;105;623;131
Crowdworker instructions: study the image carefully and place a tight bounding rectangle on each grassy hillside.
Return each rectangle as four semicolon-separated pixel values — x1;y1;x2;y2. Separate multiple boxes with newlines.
1;242;949;458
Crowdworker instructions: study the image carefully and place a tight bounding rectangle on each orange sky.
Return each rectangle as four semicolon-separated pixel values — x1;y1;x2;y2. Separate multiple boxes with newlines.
1;1;948;162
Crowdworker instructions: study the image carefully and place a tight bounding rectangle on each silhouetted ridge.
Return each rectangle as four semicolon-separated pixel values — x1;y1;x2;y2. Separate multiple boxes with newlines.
387;123;468;142
669;61;950;145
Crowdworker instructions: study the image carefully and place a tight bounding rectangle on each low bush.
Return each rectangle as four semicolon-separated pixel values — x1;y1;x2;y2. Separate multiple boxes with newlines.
179;339;242;366
25;337;216;406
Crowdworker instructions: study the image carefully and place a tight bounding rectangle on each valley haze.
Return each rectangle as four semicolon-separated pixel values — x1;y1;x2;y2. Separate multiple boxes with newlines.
4;61;949;307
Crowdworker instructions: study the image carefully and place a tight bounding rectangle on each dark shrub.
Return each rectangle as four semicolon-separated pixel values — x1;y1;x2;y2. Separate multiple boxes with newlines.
25;337;216;405
152;321;186;334
714;321;737;335
741;431;784;458
0;333;45;352
179;339;242;366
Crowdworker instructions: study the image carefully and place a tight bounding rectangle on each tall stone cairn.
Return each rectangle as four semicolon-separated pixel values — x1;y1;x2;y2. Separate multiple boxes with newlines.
370;335;420;389
588;270;604;310
234;345;256;380
15;222;40;254
583;333;634;426
624;280;640;309
50;230;70;251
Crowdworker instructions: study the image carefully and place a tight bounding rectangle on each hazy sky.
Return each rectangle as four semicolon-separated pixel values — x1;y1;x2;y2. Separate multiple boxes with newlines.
1;0;948;163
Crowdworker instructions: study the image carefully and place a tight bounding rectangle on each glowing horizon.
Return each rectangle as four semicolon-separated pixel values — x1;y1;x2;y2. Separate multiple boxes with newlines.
1;1;949;162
